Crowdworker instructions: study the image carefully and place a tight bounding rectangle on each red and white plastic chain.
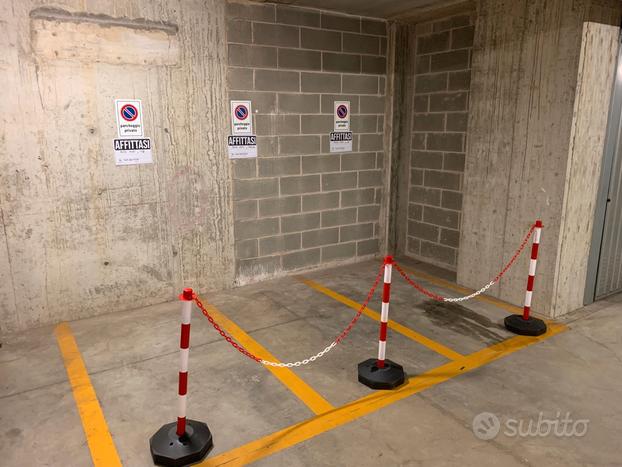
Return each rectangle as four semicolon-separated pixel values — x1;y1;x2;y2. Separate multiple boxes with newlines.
394;222;537;303
192;262;385;367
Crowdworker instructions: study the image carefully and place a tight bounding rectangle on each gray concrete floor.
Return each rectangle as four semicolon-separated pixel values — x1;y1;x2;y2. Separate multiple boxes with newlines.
1;258;621;466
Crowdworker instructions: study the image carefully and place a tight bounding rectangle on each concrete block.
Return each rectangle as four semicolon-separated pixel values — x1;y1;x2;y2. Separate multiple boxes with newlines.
419;240;456;266
258;196;301;217
227;2;275;22
301;115;334;134
358;204;380;222
358;170;383;187
441;190;463;210
257;136;278;157
228;67;253;91
379;76;386;94
416;55;431;74
232;158;256;179
415;73;448;93
451;26;474;49
282;248;321;270
259;233;301;256
282;212;321;232
322;242;357;262
361;55;386;74
408;220;439;242
377;115;384;132
440;228;460;247
341;152;375;170
380;37;387;54
323;53;361;73
357;238;378;256
341;188;375;207
340;223;373;241
417;31;450;54
321;12;360;32
426;133;463;152
301;28;341;51
255;69;300;92
258;157;301;177
408;202;423;221
411;168;424;185
409;186;441;206
302;155;340;174
343;33;379;54
278;48;321;70
279;135;321;155
430;49;469;72
237;256;281;277
253;23;299;47
277;5;320;27
443;152;466;171
322;172;357;191
423;205;460;229
412;149;445;170
351;115;378;133
412;133;426;149
414;95;429;112
301;72;341;93
413;113;445;132
235;239;258;259
234;200;257;220
424;170;461;190
321;207;357;227
448;70;471;90
376;153;384;168
429;92;468;112
255;114;300;135
446;112;468;131
407;236;421;255
361;19;386;36
280;174;321;195
359;95;384;114
302;228;339;248
321;94;359;113
228;44;277;68
359;134;383;151
227;19;252;44
342;74;378;94
230;91;276;114
303;192;340;211
234;218;279;241
278;93;320;113
233;178;279;200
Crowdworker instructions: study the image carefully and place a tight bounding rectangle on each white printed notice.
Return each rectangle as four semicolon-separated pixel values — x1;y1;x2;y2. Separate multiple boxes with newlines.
113;138;153;165
329;131;353;153
228;135;257;159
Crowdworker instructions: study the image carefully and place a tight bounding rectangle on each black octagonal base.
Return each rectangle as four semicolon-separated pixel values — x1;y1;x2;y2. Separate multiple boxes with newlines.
150;420;213;467
358;358;406;390
504;314;547;336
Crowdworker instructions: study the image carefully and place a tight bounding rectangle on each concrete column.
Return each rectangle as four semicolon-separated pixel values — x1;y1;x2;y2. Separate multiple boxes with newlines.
458;0;621;317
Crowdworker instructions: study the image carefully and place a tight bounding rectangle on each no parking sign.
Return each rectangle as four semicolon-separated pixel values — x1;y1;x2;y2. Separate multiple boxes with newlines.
230;100;253;135
115;99;143;137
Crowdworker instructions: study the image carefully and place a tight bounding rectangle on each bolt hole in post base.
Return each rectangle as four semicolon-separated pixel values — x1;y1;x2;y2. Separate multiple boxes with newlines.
504;314;547;336
358;358;406;390
150;420;213;466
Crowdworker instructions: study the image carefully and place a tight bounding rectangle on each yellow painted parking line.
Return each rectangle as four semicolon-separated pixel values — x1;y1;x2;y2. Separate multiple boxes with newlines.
199;299;334;415
398;264;525;315
200;322;567;466
297;277;464;361
54;322;122;467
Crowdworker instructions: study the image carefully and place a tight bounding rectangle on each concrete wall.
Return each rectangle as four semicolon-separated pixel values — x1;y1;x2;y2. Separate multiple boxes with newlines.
226;1;388;282
405;13;475;270
459;0;621;317
0;0;234;332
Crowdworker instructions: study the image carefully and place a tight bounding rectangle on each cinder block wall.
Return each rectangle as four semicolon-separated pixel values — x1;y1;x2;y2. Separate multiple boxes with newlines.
405;14;474;270
225;1;388;281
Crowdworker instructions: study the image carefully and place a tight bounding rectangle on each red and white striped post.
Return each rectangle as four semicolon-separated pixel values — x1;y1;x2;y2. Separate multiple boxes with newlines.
150;288;213;466
504;220;547;336
358;256;406;390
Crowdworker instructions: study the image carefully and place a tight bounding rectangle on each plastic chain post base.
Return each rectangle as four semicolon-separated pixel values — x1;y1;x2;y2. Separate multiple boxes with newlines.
150;420;213;467
357;358;406;390
504;314;547;336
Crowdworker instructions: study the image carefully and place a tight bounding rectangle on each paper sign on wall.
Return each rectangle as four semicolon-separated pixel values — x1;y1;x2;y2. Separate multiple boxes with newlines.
113;138;153;165
334;101;350;131
115;99;144;137
329;131;353;153
231;100;253;135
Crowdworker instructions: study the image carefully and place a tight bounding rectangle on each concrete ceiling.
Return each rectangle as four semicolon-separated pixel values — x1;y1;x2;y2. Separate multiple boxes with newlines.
253;0;473;21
